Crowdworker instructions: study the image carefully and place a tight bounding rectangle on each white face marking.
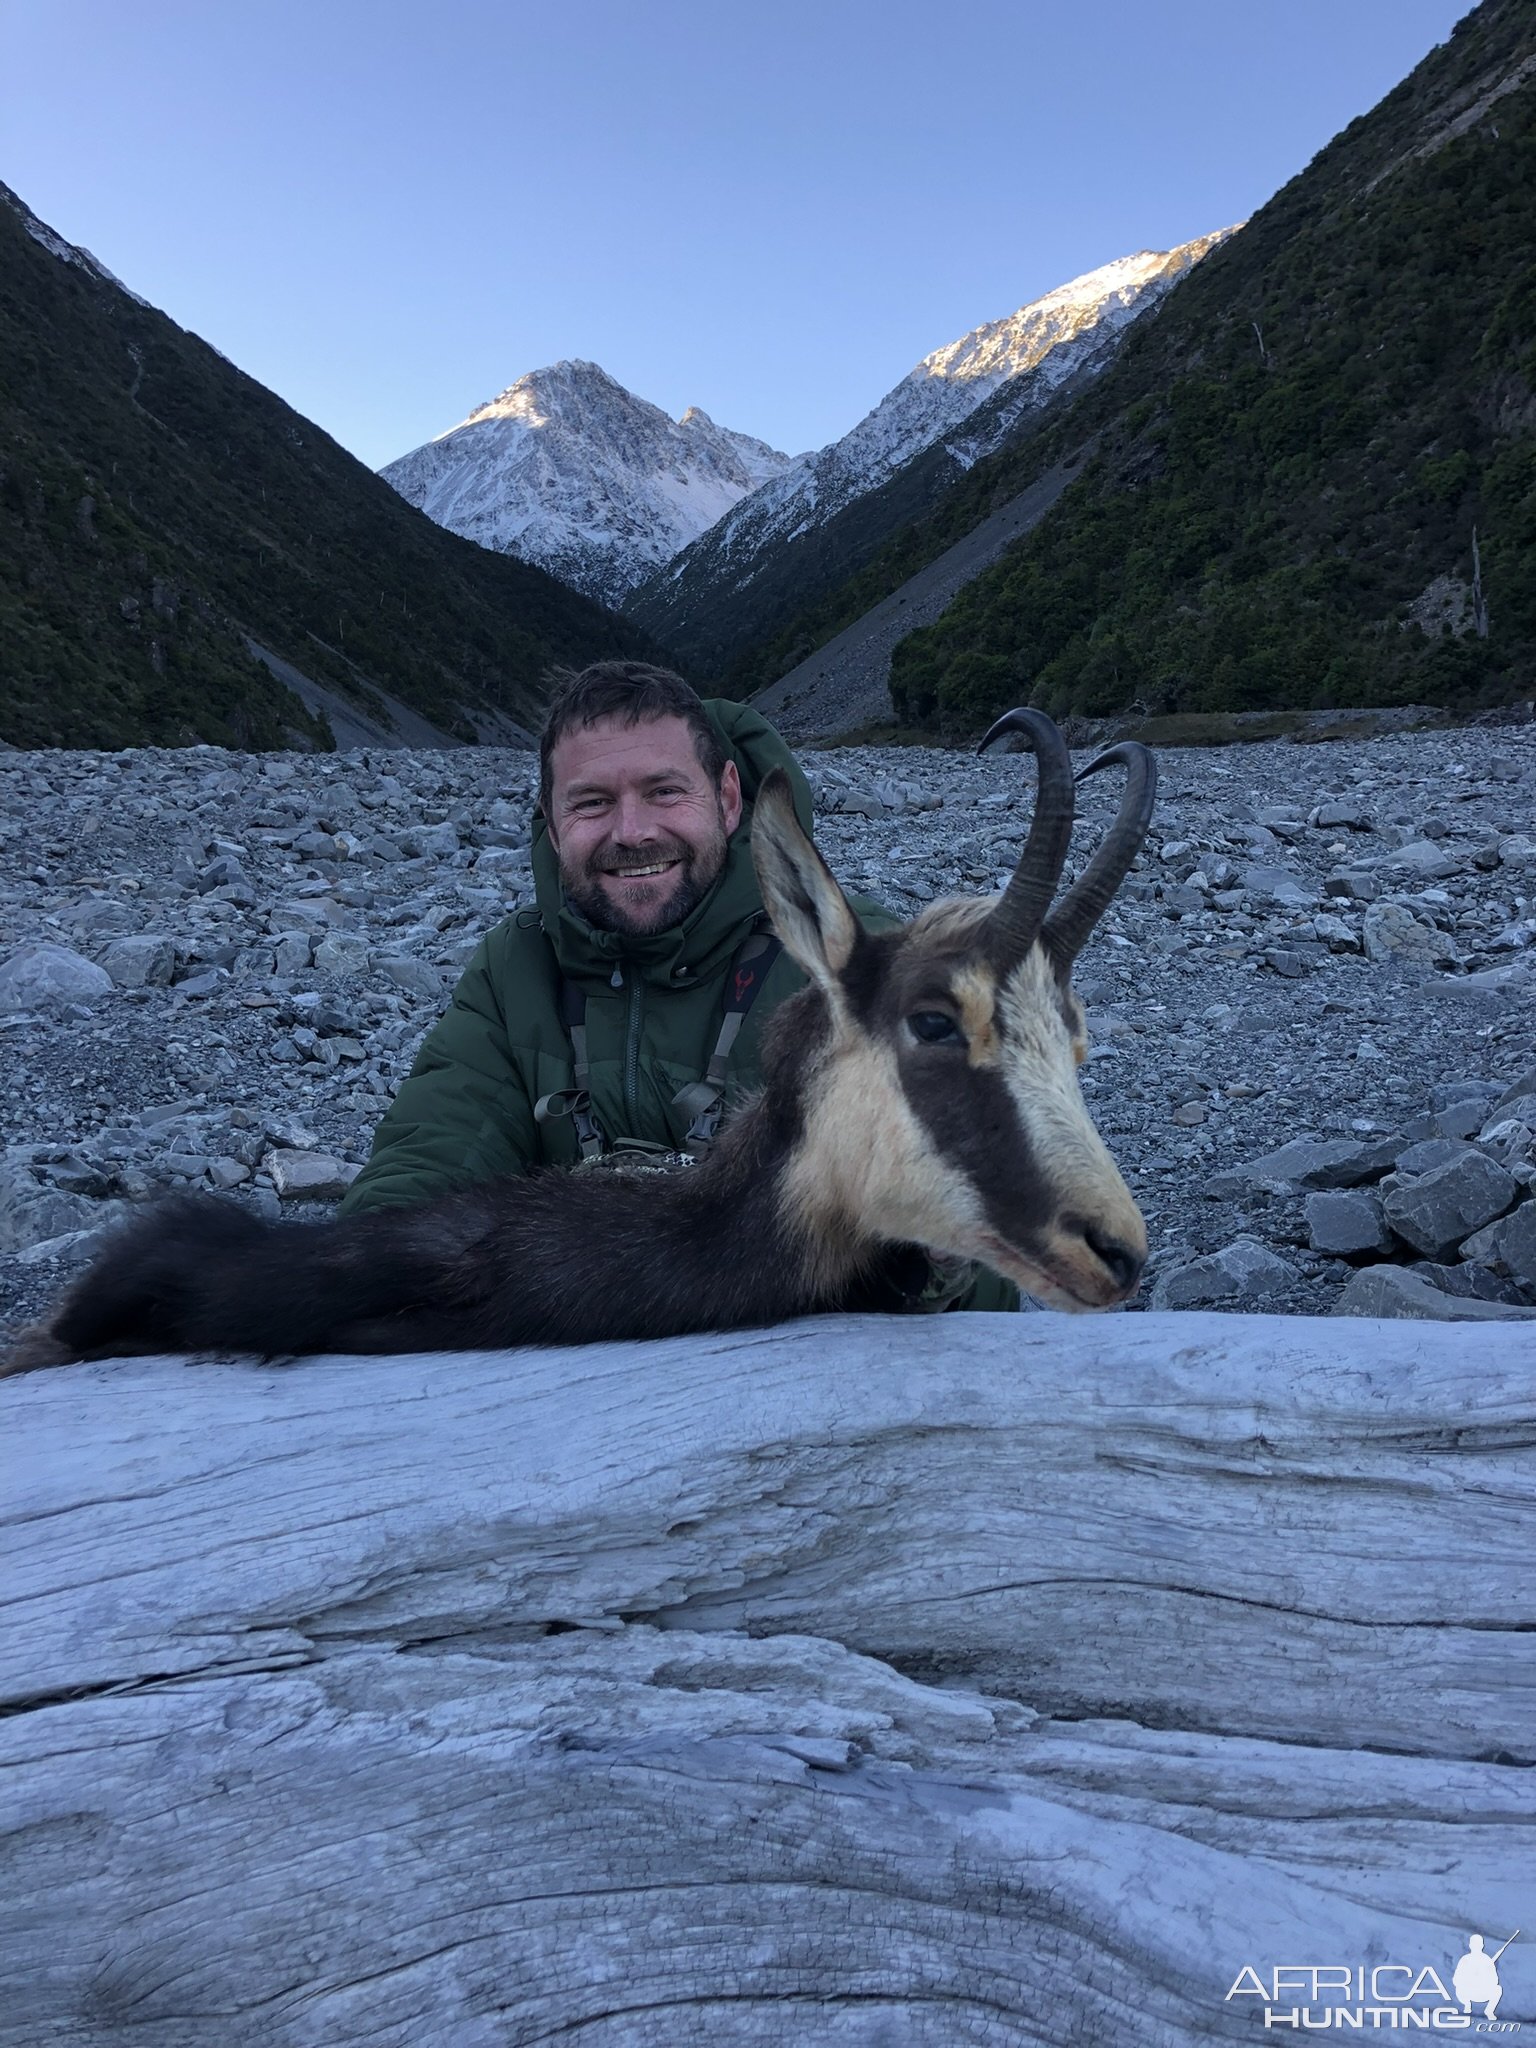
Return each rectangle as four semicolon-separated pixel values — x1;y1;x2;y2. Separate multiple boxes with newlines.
991;948;1147;1300
779;1033;990;1292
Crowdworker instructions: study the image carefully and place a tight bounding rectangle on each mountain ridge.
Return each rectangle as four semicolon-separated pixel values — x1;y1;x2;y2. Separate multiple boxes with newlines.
624;232;1233;672
380;361;796;608
0;186;663;751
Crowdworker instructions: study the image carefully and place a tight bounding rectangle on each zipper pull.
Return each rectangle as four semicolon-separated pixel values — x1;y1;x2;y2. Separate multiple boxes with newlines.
610;963;624;989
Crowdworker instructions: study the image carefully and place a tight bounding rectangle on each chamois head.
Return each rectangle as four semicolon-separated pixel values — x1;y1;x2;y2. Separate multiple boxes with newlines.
751;710;1155;1312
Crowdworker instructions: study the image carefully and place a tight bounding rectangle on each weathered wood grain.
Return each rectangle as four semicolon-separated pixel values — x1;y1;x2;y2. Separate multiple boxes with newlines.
3;1311;1533;2044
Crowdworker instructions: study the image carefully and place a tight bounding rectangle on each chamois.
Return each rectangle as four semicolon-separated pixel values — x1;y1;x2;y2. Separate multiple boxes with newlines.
3;709;1156;1370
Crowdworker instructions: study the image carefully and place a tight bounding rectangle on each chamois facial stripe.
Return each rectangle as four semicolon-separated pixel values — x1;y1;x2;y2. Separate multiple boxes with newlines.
900;1053;1056;1254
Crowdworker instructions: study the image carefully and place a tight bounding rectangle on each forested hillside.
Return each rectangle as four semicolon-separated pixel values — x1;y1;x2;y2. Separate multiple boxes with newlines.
0;188;662;751
730;0;1536;731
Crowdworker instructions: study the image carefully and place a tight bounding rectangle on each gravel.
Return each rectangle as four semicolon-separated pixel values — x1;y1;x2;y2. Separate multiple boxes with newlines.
2;722;1535;1341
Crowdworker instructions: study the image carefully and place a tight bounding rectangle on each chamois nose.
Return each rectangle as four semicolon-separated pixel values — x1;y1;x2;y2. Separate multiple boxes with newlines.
1084;1227;1144;1294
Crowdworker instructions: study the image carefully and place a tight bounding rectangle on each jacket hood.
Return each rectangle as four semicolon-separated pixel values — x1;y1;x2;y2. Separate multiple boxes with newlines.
529;698;817;988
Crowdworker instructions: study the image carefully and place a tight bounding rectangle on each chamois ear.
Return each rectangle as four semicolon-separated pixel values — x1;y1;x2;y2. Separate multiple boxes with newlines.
751;767;861;990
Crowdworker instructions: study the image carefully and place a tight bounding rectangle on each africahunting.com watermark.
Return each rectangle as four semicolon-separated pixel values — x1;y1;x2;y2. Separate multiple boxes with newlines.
1227;1932;1521;2031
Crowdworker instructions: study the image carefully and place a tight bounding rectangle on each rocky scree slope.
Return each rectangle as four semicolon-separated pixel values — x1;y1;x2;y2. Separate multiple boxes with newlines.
381;361;796;609
725;0;1536;731
0;187;662;752
1;726;1534;1341
626;237;1229;677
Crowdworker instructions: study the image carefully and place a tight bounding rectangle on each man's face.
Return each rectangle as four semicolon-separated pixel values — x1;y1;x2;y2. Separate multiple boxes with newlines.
545;714;744;937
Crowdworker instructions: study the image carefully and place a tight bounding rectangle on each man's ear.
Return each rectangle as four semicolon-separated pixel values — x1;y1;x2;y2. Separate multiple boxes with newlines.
719;758;743;836
750;767;860;990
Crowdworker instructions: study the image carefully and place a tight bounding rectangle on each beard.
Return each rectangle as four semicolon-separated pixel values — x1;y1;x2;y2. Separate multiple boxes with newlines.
561;807;730;937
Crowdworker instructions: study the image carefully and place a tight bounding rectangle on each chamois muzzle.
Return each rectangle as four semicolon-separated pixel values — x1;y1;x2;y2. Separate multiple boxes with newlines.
976;708;1075;972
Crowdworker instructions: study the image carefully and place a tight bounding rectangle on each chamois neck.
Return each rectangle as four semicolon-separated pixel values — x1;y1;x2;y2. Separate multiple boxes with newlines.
492;991;868;1345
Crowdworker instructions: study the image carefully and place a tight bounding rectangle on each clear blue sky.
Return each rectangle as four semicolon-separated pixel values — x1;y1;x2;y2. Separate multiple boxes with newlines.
5;0;1472;470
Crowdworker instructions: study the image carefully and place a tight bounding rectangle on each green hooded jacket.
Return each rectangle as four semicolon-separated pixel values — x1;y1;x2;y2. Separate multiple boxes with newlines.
339;699;1017;1314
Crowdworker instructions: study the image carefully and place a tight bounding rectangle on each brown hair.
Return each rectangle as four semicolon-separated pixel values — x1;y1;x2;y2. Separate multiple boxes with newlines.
537;662;728;813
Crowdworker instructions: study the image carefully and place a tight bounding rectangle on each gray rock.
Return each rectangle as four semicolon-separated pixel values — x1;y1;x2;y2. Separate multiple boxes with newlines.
66;897;139;936
1436;961;1533;993
1429;1079;1504;1112
98;934;177;988
197;855;251;895
1458;1202;1536;1292
264;1150;362;1202
1377;841;1463;882
1381;1153;1520;1261
407;822;461;858
1484;1094;1536;1136
1323;871;1378;902
1361;903;1455;965
11;1218;126;1265
1150;1237;1298;1310
1332;1266;1536;1321
1304;1191;1395;1258
0;1155;110;1255
1241;865;1316;909
1313;913;1360;953
1312;802;1371;830
1263;949;1312;978
1241;1136;1402;1190
0;943;113;1009
1429;1101;1493;1142
1406;1261;1528;1305
1393;1138;1480;1178
314;932;371;978
174;968;227;998
375;954;443;1001
271;932;313;976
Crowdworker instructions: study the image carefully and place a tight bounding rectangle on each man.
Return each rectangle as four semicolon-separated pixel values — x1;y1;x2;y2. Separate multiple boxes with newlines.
339;661;1016;1314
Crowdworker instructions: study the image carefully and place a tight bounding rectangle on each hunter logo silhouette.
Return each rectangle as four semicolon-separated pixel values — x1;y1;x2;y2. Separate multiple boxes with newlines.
1453;1931;1517;2020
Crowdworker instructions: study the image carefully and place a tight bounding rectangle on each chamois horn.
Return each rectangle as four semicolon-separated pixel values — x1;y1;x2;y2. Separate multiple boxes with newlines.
1040;741;1158;974
976;707;1076;966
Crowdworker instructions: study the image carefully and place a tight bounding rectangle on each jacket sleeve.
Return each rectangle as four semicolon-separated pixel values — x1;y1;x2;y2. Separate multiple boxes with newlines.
337;935;540;1217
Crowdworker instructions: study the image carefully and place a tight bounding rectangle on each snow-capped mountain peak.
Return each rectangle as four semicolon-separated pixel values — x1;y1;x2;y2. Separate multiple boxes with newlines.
380;363;795;607
714;233;1239;561
623;227;1237;661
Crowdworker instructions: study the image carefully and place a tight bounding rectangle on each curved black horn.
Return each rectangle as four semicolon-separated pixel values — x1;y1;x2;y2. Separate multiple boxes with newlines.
1040;741;1158;976
975;708;1075;966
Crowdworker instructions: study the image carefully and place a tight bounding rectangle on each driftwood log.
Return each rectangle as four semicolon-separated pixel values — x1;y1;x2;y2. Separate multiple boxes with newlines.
3;1311;1533;2045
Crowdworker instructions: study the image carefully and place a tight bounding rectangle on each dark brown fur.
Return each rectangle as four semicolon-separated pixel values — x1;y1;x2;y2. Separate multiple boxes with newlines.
3;987;902;1369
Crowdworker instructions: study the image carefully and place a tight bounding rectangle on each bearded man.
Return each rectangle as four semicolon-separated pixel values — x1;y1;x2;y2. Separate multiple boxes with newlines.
339;661;1016;1315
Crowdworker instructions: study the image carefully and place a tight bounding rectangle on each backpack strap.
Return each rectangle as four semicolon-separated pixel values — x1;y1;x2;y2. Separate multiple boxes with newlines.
533;978;608;1160
671;926;783;1158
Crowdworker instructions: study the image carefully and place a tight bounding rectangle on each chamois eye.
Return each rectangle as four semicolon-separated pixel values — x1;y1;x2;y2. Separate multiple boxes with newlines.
908;1011;966;1047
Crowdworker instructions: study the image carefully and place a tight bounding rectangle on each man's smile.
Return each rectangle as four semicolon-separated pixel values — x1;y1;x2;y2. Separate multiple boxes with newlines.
605;858;681;879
